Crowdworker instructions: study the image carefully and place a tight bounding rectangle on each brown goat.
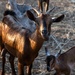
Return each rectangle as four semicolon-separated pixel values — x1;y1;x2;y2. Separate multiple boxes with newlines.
0;8;36;75
38;0;49;12
6;0;32;14
0;10;16;75
1;9;64;75
45;47;75;75
1;1;37;73
0;16;15;75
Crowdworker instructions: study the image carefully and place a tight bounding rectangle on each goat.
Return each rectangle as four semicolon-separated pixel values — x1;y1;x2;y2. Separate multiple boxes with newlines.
38;0;49;12
45;46;75;75
0;8;64;75
1;0;36;75
0;10;17;75
0;6;37;74
1;8;36;75
6;0;33;15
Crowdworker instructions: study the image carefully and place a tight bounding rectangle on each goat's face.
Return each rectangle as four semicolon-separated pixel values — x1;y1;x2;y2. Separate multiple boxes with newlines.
45;55;56;72
35;14;52;40
27;10;64;41
27;11;50;40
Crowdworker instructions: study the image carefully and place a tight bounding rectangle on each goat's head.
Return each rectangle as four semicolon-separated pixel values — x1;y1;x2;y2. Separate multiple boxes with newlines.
45;55;56;71
45;47;61;71
6;0;22;17
26;9;64;41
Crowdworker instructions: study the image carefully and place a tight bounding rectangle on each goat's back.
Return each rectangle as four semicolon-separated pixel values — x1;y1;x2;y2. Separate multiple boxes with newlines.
58;47;75;63
17;4;32;14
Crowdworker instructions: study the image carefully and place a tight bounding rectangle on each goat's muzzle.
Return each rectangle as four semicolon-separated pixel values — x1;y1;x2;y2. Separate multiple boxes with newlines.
42;30;49;41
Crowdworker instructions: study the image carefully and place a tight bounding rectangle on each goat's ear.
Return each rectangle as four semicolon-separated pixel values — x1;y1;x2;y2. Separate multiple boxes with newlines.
52;14;64;22
55;50;61;57
26;10;36;21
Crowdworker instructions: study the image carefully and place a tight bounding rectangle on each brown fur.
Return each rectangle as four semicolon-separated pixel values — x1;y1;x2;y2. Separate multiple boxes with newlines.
46;47;75;75
0;21;16;75
1;9;64;75
38;0;49;12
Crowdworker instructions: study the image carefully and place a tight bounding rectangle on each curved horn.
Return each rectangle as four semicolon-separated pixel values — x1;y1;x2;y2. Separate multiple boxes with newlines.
45;47;50;56
55;50;61;57
46;7;55;14
31;8;41;16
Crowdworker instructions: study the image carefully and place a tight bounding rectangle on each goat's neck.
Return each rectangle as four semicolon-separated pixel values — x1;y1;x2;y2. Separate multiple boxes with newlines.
54;58;60;70
56;58;59;64
30;29;44;52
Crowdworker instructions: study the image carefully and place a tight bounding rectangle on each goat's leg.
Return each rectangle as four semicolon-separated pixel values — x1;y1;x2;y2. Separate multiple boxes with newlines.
37;0;40;10
9;54;16;75
46;0;49;11
54;70;61;75
27;64;32;75
65;73;70;75
55;71;70;75
65;68;70;75
40;1;43;12
38;0;43;12
1;49;7;75
54;72;61;75
18;62;24;75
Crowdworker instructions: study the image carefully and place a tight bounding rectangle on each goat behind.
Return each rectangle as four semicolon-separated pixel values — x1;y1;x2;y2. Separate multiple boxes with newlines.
1;9;64;75
45;47;75;75
38;0;49;12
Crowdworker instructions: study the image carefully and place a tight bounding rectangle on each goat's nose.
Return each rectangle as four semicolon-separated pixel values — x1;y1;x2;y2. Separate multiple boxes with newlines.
42;30;47;35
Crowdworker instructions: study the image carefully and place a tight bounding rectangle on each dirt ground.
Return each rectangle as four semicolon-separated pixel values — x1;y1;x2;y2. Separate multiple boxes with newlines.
0;0;75;75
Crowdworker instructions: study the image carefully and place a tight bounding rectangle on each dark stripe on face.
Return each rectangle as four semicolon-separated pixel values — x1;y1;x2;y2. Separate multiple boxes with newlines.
42;19;47;34
43;19;46;29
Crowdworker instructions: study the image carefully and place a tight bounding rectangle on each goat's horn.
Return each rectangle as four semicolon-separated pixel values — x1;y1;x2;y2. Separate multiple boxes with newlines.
55;50;61;57
31;8;40;16
45;47;50;56
46;7;55;14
